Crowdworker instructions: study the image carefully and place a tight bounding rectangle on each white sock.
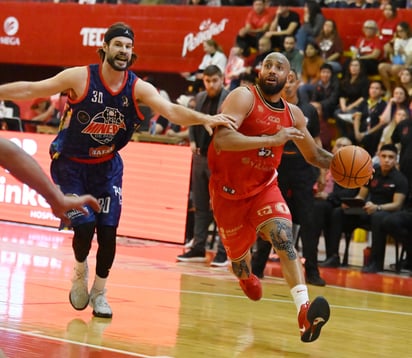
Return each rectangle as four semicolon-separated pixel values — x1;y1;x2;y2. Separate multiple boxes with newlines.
92;275;107;292
290;284;309;312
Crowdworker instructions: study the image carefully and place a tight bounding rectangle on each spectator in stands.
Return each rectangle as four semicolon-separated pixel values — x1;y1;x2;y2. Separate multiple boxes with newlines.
177;65;229;267
323;0;346;6
391;103;412;190
377;1;399;58
295;1;325;53
378;85;411;149
263;0;300;51
315;136;359;268
181;39;227;94
245;36;273;78
378;105;410;152
28;98;56;123
347;19;383;76
381;207;412;273
236;0;272;54
282;35;304;76
0;100;21;131
308;63;340;150
23;97;59;132
378;22;412;97
352;80;387;157
361;144;408;273
328;144;408;273
300;41;324;88
224;45;251;90
398;67;412;96
380;101;412;272
0;100;20;118
316;19;344;74
348;0;380;8
334;58;370;141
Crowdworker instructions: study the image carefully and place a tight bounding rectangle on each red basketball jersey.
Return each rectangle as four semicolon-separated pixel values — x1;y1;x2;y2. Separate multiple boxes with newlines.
208;85;295;200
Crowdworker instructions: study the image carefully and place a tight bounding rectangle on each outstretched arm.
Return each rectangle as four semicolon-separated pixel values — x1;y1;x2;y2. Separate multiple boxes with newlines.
135;79;236;135
0;138;99;223
0;67;86;101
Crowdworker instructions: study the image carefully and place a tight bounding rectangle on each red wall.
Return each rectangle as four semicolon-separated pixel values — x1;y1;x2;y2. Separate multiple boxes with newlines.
0;132;192;244
0;3;410;73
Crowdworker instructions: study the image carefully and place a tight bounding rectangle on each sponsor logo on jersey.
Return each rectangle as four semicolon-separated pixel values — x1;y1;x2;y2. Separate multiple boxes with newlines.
82;107;126;145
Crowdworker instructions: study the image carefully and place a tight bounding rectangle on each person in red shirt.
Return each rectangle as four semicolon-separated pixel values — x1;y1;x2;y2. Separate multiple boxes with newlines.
208;52;332;343
236;0;272;54
348;19;383;76
377;2;399;59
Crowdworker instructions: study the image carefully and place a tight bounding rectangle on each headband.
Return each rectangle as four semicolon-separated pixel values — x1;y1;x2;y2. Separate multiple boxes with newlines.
104;26;134;44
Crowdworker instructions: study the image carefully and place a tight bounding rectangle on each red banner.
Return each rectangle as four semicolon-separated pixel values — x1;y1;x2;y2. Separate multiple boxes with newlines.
0;131;192;244
0;3;408;73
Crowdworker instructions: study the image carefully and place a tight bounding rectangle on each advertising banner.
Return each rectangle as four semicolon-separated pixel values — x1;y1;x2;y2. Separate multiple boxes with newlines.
0;131;191;243
0;4;406;73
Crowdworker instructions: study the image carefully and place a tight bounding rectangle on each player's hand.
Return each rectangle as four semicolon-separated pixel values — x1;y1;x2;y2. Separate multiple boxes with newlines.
203;114;238;135
52;194;100;225
272;127;305;145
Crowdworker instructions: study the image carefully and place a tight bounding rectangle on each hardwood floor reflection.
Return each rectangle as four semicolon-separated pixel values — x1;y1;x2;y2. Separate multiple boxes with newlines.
0;222;411;357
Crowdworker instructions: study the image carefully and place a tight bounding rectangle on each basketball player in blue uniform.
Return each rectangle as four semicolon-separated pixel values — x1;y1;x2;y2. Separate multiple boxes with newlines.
0;22;235;318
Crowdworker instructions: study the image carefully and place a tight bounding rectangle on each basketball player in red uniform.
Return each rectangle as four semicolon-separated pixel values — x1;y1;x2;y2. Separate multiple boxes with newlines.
208;52;332;342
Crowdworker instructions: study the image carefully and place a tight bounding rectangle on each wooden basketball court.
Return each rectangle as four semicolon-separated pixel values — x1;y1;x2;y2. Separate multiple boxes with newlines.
0;221;411;357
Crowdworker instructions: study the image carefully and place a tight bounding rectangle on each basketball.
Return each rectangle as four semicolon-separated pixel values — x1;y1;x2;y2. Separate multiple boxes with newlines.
330;145;373;189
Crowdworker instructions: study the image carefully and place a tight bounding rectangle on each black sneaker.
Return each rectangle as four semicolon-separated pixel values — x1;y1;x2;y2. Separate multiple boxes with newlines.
306;274;326;287
389;260;412;272
210;252;229;267
177;248;206;262
318;255;340;268
361;261;381;274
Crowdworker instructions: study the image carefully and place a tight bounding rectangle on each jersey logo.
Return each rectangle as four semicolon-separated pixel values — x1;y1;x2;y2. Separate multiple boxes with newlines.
258;147;274;158
82;107;126;145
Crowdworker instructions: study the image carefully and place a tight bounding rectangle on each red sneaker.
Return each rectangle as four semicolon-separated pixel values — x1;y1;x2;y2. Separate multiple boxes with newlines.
239;274;262;301
298;296;330;342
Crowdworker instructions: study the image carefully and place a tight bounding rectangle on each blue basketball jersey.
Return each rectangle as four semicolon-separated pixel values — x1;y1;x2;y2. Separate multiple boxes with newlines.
50;64;143;227
50;64;143;160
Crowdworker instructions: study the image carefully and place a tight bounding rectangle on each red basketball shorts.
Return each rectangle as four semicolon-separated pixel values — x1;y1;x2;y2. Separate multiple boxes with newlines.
210;181;292;261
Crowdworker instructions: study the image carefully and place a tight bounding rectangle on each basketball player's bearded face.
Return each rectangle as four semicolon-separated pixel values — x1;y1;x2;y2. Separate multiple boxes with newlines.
258;55;289;95
106;37;134;71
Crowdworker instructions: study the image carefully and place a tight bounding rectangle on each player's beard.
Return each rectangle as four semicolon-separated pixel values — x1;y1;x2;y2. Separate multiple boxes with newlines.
258;77;286;95
107;54;132;71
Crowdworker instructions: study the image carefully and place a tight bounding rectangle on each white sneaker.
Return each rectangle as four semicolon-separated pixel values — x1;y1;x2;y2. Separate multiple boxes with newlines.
69;263;89;310
89;289;113;318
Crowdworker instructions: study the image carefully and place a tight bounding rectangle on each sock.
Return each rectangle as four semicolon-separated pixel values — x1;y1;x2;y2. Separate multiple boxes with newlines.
290;284;309;312
92;275;107;292
74;260;87;273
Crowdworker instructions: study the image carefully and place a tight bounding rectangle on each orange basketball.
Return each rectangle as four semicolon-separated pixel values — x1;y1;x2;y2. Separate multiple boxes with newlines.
330;145;373;189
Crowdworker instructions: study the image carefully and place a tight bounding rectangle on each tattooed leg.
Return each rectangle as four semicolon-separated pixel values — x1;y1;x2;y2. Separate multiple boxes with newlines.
261;219;297;261
232;260;250;279
260;219;306;287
